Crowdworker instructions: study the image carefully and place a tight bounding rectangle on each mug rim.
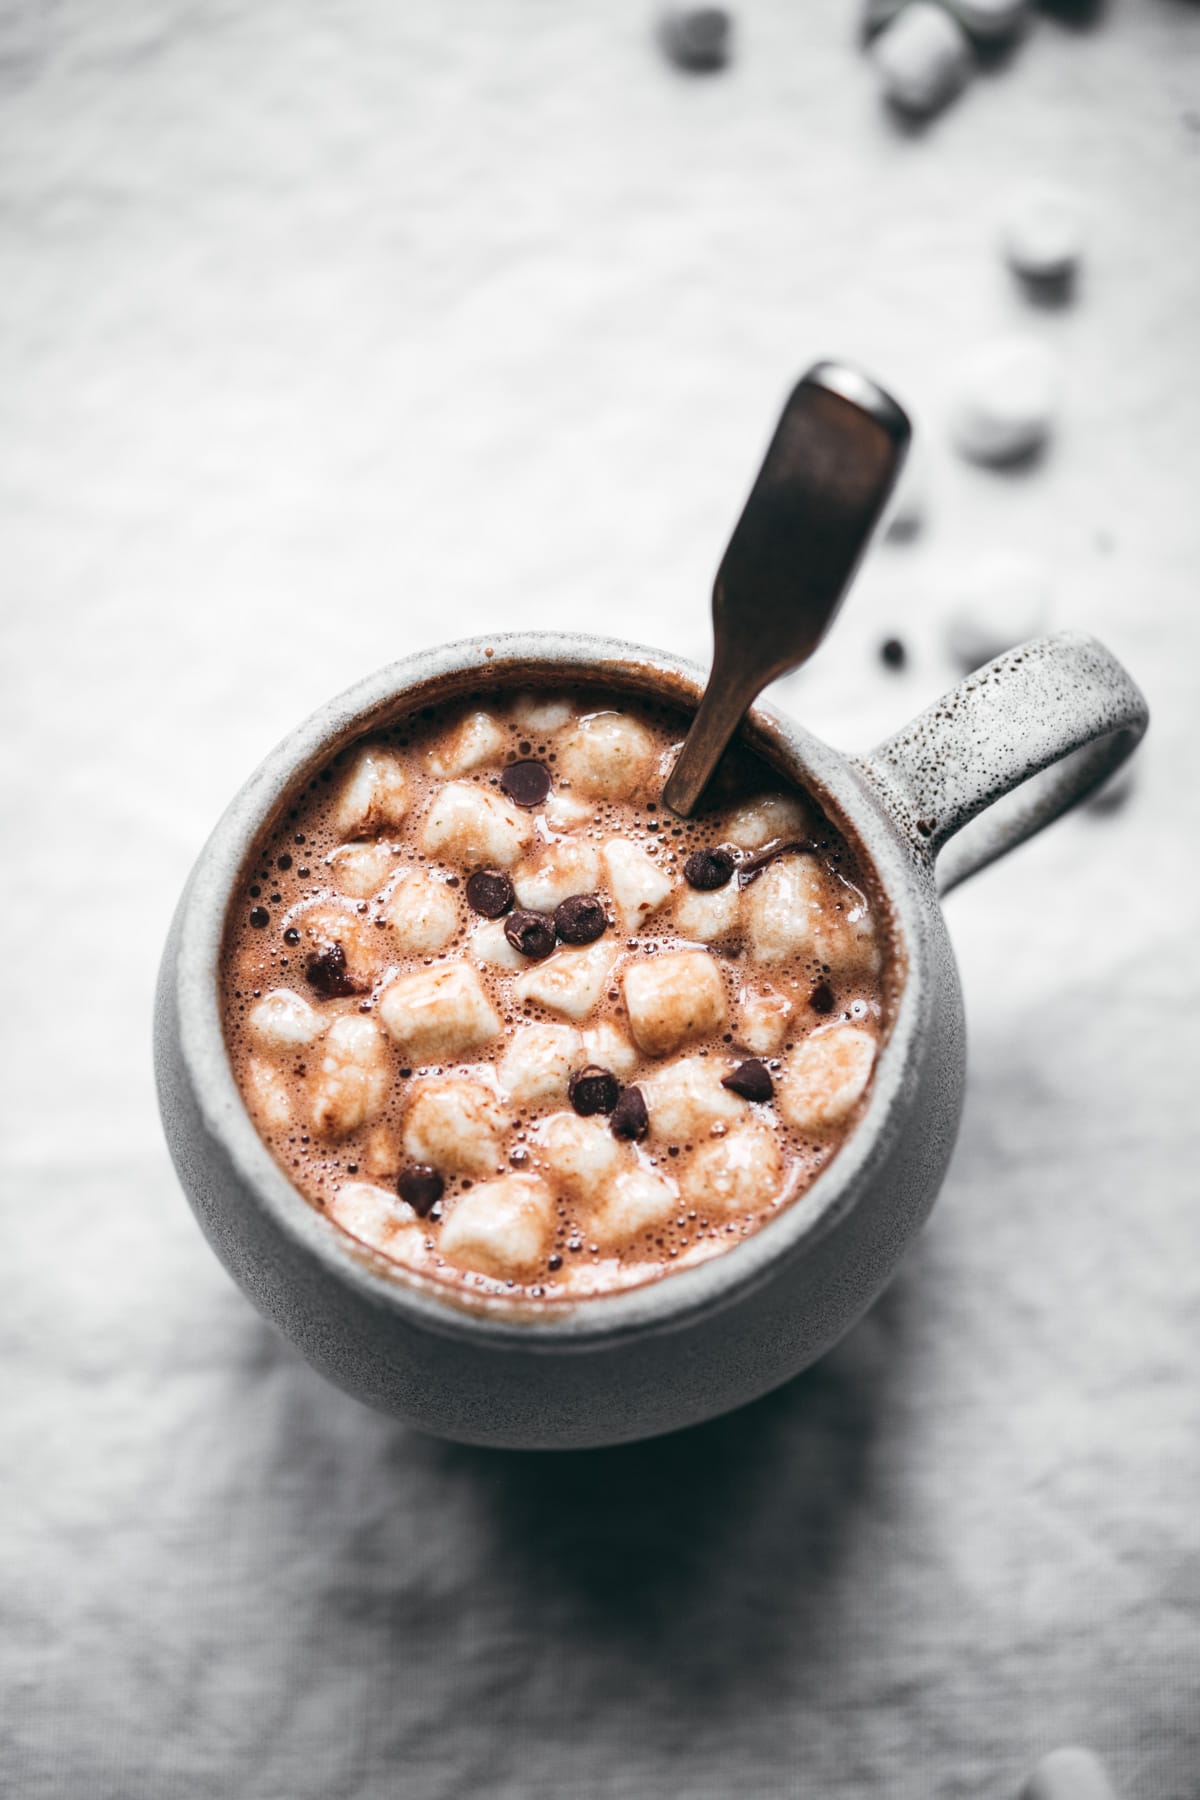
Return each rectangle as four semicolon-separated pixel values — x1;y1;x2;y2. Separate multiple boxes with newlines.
173;631;929;1348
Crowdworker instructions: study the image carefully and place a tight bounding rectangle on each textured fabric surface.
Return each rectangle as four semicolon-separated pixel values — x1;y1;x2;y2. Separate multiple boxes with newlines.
2;3;1199;1796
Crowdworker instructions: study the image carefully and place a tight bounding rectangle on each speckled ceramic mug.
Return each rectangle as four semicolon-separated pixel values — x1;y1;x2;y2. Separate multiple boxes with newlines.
155;630;1146;1449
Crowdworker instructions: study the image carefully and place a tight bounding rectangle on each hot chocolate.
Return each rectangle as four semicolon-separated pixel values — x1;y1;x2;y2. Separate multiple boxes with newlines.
220;686;893;1302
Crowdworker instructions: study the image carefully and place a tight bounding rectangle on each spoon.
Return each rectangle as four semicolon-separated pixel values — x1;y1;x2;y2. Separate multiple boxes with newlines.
662;360;911;817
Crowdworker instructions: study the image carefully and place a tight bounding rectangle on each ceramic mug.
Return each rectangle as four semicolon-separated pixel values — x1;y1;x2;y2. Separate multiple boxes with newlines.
155;629;1147;1449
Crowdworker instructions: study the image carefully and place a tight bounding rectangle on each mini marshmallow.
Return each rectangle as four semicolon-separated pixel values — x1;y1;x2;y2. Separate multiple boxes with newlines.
403;1075;511;1177
777;1025;877;1133
641;1054;745;1143
945;550;1051;670
543;790;595;832
680;1121;782;1215
1001;182;1085;282
426;711;507;780
557;711;656;799
420;781;533;869
468;917;526;971
383;869;460;955
513;938;617;1022
534;1111;624;1196
513;840;603;913
582;1020;639;1078
247;988;326;1051
440;1175;555;1277
674;881;740;943
737;985;793;1056
378;963;501;1062
497;1023;584;1105
1019;1746;1119;1800
244;1056;293;1129
743;854;822;963
950;337;1061;466
602;839;673;931
334;747;411;837
362;1124;401;1178
595;1165;681;1242
870;2;972;117
289;899;384;987
510;693;573;733
721;792;812;851
623;950;726;1057
310;1014;390;1139
324;840;399;899
327;1181;422;1258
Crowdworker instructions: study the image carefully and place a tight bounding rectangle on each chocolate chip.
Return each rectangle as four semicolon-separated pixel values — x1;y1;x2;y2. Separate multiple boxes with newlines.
249;906;270;928
554;893;606;945
683;846;736;891
880;635;907;670
721;1058;774;1102
569;1064;621;1116
609;1084;649;1140
736;838;816;887
466;869;514;918
661;6;731;73
809;981;836;1014
505;909;556;960
305;942;361;998
500;760;551;809
398;1165;444;1217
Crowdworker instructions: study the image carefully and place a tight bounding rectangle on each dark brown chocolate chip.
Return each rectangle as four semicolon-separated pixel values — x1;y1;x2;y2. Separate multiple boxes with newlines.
721;1058;774;1102
609;1084;649;1140
398;1165;444;1218
809;981;836;1015
569;1064;621;1117
305;942;361;998
249;906;270;928
466;869;515;918
683;846;736;891
736;839;817;887
880;635;907;670
505;909;557;960
500;760;551;809
554;893;607;945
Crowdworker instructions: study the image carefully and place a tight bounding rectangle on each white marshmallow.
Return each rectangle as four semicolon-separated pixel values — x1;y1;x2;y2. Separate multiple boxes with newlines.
737;984;793;1056
244;1056;293;1130
510;693;573;733
1019;1746;1119;1800
468;917;526;971
582;1020;639;1078
382;869;460;955
426;710;506;780
777;1026;877;1133
324;840;399;899
721;792;812;851
288;899;384;988
680;1122;782;1215
944;0;1028;41
247;987;327;1051
543;790;595;833
327;1181;422;1258
362;1124;401;1178
557;711;656;799
950;337;1061;466
674;881;740;943
870;3;973;117
602;839;673;931
310;1014;391;1139
440;1175;555;1277
378;963;501;1062
1001;182;1085;282
534;1111;624;1197
513;938;617;1022
743;854;823;963
641;1055;745;1144
623;950;726;1057
334;747;411;837
420;781;533;869
497;1023;584;1105
402;1075;511;1177
945;551;1051;670
513;840;602;912
595;1165;681;1242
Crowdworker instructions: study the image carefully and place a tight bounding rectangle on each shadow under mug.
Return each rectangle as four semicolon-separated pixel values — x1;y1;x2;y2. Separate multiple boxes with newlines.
155;629;1147;1449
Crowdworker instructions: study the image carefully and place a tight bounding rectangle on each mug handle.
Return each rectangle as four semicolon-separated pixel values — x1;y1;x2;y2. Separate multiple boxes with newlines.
856;630;1149;895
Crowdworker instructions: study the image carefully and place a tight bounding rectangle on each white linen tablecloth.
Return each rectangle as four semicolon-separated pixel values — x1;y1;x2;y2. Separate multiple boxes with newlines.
2;3;1198;1794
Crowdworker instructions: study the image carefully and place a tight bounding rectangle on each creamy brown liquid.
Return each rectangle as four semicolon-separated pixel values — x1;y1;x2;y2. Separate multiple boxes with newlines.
221;686;895;1303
